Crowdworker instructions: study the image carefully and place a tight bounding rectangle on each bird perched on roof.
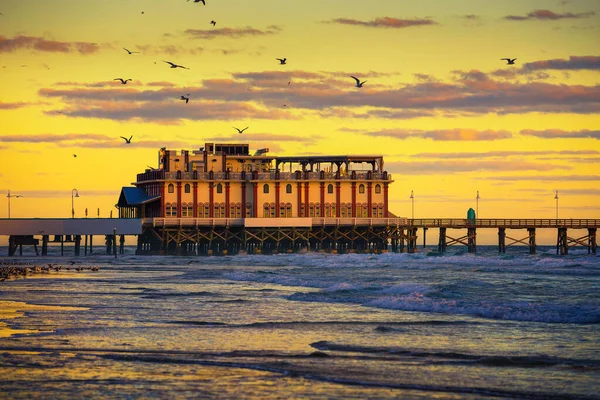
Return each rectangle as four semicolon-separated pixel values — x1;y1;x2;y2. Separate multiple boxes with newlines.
120;135;133;144
210;20;216;26
123;48;139;55
351;75;366;88
163;61;189;69
501;58;517;65
179;94;190;104
276;58;287;65
233;126;249;134
114;78;132;84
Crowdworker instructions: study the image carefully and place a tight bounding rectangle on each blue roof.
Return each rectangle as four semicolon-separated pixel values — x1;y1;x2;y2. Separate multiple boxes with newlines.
119;187;160;206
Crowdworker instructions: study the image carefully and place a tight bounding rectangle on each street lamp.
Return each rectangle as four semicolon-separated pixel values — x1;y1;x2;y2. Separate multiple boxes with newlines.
7;190;24;219
71;189;79;218
476;190;480;218
410;190;414;220
554;190;559;220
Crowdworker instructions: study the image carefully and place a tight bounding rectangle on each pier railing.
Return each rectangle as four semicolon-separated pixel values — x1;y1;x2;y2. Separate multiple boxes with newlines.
408;219;600;229
143;217;409;227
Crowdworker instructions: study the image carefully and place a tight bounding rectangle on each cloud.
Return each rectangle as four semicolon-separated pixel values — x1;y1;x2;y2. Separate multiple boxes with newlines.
0;35;100;53
521;56;600;71
0;133;198;149
520;129;600;139
364;128;513;141
489;175;600;181
412;150;600;158
204;133;319;142
0;101;28;109
184;26;282;40
326;17;438;29
503;9;595;21
386;160;566;174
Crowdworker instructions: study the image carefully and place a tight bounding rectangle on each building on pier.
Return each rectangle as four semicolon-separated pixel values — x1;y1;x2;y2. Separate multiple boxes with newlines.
116;143;400;255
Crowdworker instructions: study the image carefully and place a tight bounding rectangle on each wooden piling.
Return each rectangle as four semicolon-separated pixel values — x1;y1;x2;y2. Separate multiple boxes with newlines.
557;228;568;255
498;228;506;253
589;228;597;254
528;228;536;254
467;227;476;253
438;227;447;252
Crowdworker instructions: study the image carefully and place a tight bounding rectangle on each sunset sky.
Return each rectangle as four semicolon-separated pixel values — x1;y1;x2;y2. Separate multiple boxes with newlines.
1;0;599;222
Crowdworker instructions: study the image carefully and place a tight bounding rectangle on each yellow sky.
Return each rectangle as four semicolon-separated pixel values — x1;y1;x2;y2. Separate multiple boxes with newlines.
0;0;599;220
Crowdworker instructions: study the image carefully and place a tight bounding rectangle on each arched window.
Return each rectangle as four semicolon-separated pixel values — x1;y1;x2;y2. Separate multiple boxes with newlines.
375;184;381;194
216;183;223;194
263;184;270;194
325;203;331;217
220;202;226;218
286;203;292;217
184;184;191;194
378;203;384;217
340;202;347;217
263;202;270;217
362;203;368;217
236;202;242;218
197;203;204;217
359;184;365;194
327;184;334;194
286;184;292;194
168;183;174;194
246;202;253;217
279;202;286;217
270;202;276;218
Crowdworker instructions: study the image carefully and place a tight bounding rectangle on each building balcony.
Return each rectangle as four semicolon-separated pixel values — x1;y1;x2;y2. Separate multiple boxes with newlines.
137;170;392;183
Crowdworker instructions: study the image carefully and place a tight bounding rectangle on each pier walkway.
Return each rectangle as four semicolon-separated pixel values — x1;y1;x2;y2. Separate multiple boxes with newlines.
1;218;597;256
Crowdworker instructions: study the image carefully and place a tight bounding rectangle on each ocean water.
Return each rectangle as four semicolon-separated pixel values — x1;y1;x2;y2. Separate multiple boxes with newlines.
0;246;599;399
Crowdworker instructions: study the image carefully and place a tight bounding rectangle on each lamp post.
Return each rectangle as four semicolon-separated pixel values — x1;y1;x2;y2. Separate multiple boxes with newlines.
410;190;414;220
71;189;79;218
476;190;480;218
554;190;559;220
7;190;23;219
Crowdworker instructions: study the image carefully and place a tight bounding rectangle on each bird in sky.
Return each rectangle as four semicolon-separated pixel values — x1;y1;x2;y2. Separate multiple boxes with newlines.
188;0;206;4
233;126;249;134
120;135;133;144
163;61;189;69
114;78;132;84
501;58;517;65
180;94;190;104
210;20;216;26
73;154;77;158
276;58;287;65
351;76;366;88
123;48;140;55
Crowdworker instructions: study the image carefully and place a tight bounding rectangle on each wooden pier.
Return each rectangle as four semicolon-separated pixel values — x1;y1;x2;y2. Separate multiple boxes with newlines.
1;218;598;256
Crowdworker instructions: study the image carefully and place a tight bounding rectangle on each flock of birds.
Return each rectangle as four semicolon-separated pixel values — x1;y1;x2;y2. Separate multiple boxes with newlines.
0;262;100;281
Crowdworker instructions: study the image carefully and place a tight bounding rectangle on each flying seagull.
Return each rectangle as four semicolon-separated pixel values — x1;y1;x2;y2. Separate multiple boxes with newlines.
501;58;517;65
351;75;366;88
210;20;216;26
188;0;206;4
179;94;190;104
123;48;140;54
276;58;287;65
163;61;189;69
120;135;133;144
114;78;132;84
73;154;77;158
233;126;249;134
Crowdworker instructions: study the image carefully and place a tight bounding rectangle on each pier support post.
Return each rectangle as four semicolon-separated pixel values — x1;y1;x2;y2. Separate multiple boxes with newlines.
407;227;418;253
74;235;81;256
467;228;476;253
90;235;93;254
498;228;505;253
528;228;536;254
84;235;88;256
589;228;597;254
42;235;48;256
438;227;447;252
423;227;428;248
105;235;112;255
557;228;568;255
113;229;117;259
8;236;15;256
60;235;64;256
120;235;125;254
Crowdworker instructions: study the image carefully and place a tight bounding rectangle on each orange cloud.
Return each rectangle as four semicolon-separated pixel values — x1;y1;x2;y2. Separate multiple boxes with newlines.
364;128;512;141
504;9;595;21
326;17;437;28
184;26;282;40
520;129;600;139
0;35;100;53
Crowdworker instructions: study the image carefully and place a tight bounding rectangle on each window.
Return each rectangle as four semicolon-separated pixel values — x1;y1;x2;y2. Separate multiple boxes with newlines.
184;184;191;194
263;203;270;217
331;204;337;218
197;203;205;217
286;184;292;194
213;204;219;218
279;203;286;217
286;203;292;217
216;183;223;194
263;184;270;194
375;184;381;194
341;203;346;217
327;184;333;194
359;184;365;194
270;202;276;218
246;202;253;217
168;183;174;194
220;203;226;218
325;203;331;217
362;203;368;217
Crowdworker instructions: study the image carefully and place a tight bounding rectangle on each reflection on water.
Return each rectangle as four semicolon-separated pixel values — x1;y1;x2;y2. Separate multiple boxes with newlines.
0;248;599;399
